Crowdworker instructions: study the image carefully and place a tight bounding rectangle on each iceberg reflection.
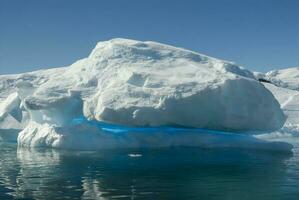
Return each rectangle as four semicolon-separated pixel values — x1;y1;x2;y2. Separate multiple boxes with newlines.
0;142;297;199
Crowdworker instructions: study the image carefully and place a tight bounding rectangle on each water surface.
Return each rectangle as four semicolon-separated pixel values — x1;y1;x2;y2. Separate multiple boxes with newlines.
1;141;299;200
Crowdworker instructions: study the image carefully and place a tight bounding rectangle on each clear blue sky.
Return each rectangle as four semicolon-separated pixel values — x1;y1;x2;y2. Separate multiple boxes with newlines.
0;0;298;74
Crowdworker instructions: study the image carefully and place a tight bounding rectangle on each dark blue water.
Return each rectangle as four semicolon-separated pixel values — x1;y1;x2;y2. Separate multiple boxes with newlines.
0;142;299;200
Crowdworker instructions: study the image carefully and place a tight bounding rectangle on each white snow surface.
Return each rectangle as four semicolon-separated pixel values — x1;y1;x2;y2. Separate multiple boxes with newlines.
254;83;299;146
265;67;299;90
0;38;292;151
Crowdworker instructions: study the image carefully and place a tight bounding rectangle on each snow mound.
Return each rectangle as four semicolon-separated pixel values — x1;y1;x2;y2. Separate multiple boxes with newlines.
265;67;299;90
263;83;299;128
0;38;287;150
252;82;299;147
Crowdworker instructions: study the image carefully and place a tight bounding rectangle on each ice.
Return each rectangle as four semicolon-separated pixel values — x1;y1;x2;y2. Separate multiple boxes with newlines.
0;92;29;142
263;83;299;126
17;119;293;152
247;80;299;149
254;82;299;145
265;67;299;90
0;38;291;151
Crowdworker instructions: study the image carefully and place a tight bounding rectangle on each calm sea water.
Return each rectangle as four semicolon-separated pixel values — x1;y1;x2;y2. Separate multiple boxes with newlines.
0;142;299;200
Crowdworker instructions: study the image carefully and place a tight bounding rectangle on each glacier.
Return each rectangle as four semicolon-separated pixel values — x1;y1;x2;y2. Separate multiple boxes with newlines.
0;38;296;152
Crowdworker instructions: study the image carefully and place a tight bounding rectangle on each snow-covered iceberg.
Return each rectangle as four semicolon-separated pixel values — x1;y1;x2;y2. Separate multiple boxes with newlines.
265;67;299;90
252;68;299;147
0;38;289;151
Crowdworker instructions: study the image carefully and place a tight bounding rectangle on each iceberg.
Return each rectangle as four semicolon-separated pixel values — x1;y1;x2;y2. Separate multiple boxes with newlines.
0;38;289;151
265;67;299;91
252;69;299;147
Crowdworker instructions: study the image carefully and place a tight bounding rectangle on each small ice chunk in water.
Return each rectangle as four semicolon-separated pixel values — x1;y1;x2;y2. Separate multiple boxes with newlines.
128;153;142;158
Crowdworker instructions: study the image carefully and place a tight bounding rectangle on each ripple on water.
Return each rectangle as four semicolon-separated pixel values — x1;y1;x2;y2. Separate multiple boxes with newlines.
0;142;299;199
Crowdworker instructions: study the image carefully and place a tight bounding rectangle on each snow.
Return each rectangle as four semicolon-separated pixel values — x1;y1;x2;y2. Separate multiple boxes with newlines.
0;38;292;151
253;83;299;146
263;83;299;130
265;67;299;90
0;92;28;130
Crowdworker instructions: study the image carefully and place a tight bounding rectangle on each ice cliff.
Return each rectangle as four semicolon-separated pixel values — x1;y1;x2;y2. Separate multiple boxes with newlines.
0;38;290;150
